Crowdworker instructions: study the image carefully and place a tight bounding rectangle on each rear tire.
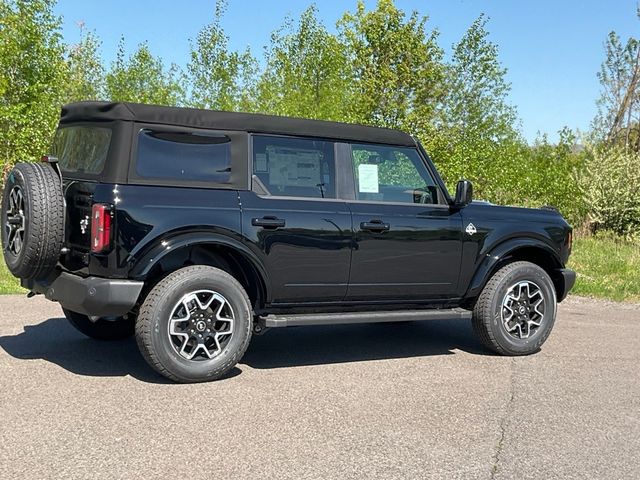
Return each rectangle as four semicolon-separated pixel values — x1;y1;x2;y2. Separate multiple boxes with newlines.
472;261;557;355
1;162;65;280
63;308;135;341
135;265;253;383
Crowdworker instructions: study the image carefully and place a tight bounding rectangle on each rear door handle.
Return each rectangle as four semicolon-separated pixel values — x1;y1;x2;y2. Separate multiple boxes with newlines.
360;220;390;232
252;216;286;229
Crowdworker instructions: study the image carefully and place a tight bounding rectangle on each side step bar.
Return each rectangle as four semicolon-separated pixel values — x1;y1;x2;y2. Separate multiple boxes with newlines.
260;309;471;328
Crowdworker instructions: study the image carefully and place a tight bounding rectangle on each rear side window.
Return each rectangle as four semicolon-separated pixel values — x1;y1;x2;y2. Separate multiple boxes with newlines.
136;129;232;183
53;126;112;174
252;135;336;198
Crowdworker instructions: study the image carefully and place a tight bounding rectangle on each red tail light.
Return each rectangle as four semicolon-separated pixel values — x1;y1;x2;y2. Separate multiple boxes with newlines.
91;204;112;253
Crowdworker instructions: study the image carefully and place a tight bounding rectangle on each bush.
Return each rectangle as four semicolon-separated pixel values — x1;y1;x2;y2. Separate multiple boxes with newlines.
575;146;640;237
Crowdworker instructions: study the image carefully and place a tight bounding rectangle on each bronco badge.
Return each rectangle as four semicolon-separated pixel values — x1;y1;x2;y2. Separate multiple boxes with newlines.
465;223;477;236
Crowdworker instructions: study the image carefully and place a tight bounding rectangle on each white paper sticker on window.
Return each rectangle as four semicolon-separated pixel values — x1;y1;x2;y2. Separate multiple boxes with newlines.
358;164;379;193
255;153;268;172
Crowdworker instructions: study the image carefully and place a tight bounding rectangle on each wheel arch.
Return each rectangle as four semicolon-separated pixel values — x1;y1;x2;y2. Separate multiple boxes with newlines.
463;238;565;308
129;233;269;310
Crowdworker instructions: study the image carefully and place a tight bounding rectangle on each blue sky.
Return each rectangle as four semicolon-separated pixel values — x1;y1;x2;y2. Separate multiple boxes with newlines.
53;0;639;143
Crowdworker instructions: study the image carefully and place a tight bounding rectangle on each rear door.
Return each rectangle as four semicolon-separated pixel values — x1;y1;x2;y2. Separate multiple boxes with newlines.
52;125;113;271
343;143;463;302
240;135;352;304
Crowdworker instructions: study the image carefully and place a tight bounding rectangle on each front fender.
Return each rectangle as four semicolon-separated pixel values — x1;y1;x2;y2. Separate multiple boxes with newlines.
464;237;562;300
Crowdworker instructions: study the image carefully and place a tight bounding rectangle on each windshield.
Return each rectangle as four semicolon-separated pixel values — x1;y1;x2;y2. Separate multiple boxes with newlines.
52;126;112;175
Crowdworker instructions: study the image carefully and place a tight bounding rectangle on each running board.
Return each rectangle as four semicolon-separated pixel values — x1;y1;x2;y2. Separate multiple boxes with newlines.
260;309;471;328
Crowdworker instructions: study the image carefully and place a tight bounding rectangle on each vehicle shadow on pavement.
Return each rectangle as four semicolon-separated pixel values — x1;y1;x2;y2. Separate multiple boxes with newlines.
0;316;488;380
243;318;488;369
0;317;175;383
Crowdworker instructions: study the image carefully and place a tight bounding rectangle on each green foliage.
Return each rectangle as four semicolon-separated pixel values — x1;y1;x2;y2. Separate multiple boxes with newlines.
0;0;66;181
338;0;445;131
105;39;184;106
592;29;640;149
0;259;23;294
427;13;520;201
187;0;256;111
575;146;640;236
64;26;105;103
254;5;350;120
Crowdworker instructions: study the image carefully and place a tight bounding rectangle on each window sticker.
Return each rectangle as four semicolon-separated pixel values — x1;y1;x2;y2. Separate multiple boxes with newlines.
255;153;268;172
358;164;379;193
267;146;322;187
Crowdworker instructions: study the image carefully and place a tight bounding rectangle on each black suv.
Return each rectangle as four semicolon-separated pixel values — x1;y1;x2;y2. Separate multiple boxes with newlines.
1;102;575;383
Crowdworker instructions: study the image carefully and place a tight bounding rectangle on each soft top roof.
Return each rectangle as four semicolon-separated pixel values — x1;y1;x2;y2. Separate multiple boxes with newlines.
60;101;416;147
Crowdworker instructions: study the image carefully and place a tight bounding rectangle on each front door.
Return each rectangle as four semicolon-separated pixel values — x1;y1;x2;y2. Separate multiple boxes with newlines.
241;135;352;304
343;142;463;302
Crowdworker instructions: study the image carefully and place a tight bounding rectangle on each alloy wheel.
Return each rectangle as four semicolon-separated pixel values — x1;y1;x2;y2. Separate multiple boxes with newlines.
500;280;545;339
168;290;234;360
4;186;25;256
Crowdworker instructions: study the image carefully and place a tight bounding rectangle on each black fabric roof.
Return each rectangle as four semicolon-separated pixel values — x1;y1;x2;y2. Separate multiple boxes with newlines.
60;101;416;147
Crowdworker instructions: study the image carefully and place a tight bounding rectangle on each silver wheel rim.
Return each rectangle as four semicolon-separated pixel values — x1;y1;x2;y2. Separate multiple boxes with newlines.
4;186;25;256
500;280;545;339
168;290;234;361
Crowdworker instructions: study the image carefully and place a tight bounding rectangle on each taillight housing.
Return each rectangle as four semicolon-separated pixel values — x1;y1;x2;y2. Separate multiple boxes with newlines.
91;203;112;253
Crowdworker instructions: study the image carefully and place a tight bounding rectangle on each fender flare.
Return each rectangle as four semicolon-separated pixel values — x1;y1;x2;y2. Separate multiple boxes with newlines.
128;231;270;300
464;237;562;300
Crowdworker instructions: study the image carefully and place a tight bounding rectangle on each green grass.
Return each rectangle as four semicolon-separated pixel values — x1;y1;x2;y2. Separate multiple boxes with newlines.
0;259;24;294
1;233;638;302
569;233;640;303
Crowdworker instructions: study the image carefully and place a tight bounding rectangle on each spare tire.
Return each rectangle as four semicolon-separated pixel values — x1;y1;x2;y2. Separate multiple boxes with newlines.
2;162;65;280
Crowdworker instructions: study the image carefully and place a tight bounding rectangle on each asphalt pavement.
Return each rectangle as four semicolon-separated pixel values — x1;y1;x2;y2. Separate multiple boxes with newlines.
0;294;638;479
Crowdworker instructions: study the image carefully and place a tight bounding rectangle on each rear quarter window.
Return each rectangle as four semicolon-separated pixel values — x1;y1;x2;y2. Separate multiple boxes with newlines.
135;129;232;183
53;126;112;174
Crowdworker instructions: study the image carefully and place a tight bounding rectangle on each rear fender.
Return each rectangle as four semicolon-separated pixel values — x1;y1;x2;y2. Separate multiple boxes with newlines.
129;232;270;301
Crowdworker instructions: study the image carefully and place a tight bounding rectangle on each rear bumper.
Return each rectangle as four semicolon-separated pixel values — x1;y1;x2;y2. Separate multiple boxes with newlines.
555;268;576;302
23;272;144;317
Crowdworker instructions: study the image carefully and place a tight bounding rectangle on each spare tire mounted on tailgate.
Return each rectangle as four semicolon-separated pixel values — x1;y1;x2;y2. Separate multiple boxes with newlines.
2;162;65;280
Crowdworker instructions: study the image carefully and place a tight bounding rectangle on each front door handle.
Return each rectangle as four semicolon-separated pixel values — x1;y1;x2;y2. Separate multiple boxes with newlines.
252;216;286;229
360;220;390;232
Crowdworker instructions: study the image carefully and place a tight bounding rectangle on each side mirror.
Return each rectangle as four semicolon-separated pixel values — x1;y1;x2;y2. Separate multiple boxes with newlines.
454;180;473;207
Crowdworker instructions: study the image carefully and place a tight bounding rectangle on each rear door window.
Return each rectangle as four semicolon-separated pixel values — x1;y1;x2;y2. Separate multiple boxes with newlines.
252;135;336;199
135;129;232;183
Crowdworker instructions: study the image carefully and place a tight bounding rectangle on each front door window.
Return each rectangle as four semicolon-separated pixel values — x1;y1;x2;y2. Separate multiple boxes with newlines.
351;144;440;205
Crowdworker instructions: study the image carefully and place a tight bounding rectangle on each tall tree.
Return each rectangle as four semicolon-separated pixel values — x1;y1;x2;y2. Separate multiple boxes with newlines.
64;24;105;103
187;0;256;111
338;0;445;131
444;14;517;144
433;14;520;196
0;0;67;180
105;39;184;106
255;5;350;120
593;28;640;151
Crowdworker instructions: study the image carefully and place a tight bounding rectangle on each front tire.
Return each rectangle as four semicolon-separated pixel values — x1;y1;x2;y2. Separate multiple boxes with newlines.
472;261;557;355
63;309;135;341
135;265;252;383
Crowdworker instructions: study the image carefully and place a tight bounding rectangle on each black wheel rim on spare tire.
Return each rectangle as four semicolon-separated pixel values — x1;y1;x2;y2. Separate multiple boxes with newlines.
4;185;26;256
1;162;65;280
